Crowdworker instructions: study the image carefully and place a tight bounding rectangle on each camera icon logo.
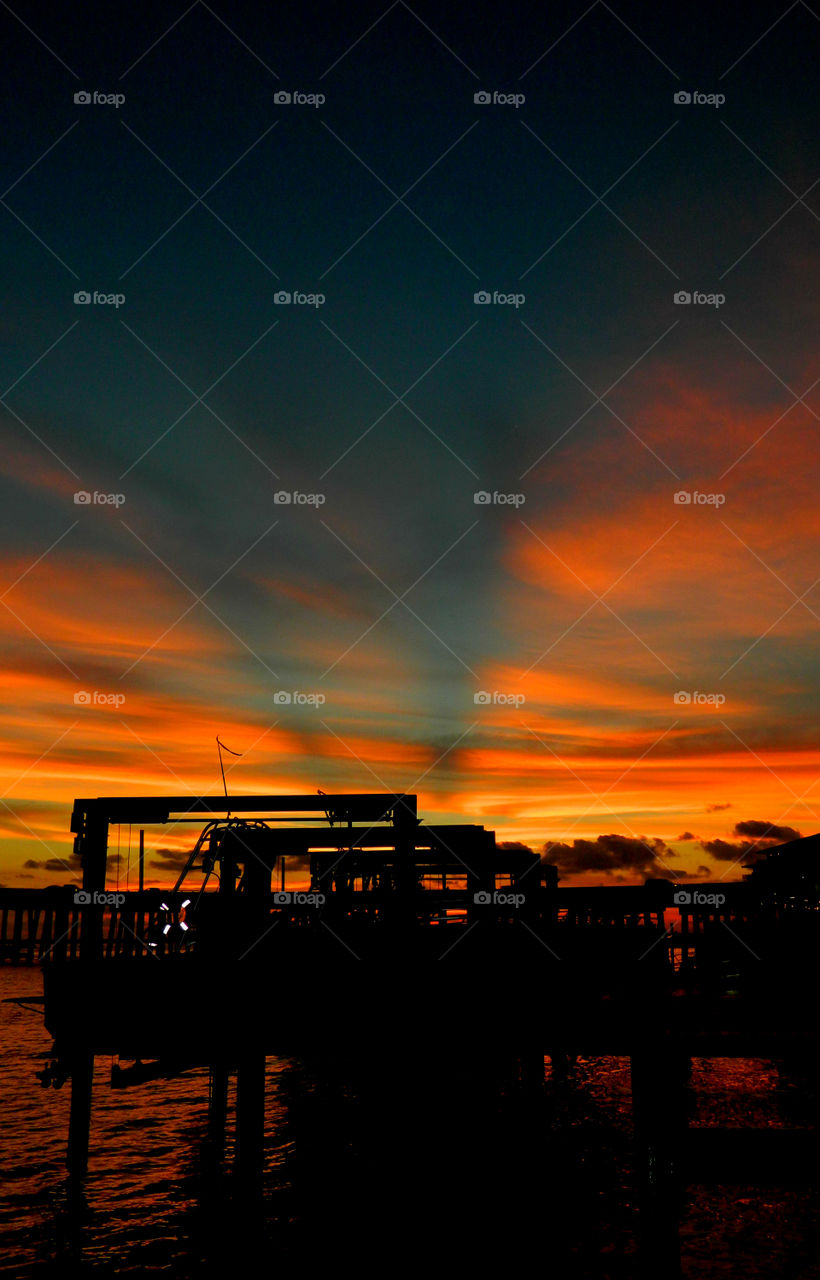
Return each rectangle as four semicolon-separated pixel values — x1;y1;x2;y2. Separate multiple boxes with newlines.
273;890;291;904
274;91;292;104
74;291;91;305
73;491;92;504
473;491;492;504
673;690;691;705
274;291;292;304
474;291;491;304
673;291;691;305
473;890;492;904
474;91;492;104
74;889;91;904
474;690;491;704
74;91;91;105
273;491;292;504
74;690;91;705
274;691;292;705
673;890;691;905
673;490;691;505
674;91;692;105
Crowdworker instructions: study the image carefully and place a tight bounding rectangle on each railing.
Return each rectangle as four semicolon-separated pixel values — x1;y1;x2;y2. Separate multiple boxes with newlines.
4;883;810;967
0;889;192;963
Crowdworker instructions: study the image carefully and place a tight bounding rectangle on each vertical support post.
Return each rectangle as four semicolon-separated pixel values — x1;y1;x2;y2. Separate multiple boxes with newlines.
218;830;238;959
631;1040;688;1278
238;832;272;954
64;804;108;1172
80;808;109;962
205;1061;229;1162
235;1053;265;1185
138;829;144;894
67;1051;94;1178
392;794;417;925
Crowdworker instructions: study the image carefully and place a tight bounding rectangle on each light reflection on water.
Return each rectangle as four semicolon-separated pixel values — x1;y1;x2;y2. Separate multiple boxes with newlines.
1;966;819;1278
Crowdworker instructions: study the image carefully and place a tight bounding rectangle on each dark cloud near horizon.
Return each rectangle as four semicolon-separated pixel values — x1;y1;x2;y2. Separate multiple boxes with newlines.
149;847;191;873
542;817;803;880
733;820;800;843
22;855;80;874
701;839;762;865
700;819;802;866
542;834;672;879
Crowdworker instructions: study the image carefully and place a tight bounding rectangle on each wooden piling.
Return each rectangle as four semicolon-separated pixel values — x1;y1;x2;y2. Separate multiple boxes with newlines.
631;1042;688;1278
206;1062;229;1161
67;1051;94;1178
235;1053;265;1184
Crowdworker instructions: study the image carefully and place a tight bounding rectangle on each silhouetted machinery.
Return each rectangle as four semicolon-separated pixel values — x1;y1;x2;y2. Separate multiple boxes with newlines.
160;794;551;951
46;790;677;1064
40;793;548;1071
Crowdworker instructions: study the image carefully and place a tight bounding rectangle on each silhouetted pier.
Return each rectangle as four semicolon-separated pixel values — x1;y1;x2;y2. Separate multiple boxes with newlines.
9;792;820;1278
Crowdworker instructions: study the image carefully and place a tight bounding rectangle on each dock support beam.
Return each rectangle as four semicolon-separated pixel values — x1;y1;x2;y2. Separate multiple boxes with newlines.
235;1053;265;1186
206;1061;229;1161
631;1042;689;1278
67;1051;94;1178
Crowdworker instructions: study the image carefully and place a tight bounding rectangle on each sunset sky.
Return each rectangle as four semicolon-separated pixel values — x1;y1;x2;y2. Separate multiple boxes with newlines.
2;1;818;888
